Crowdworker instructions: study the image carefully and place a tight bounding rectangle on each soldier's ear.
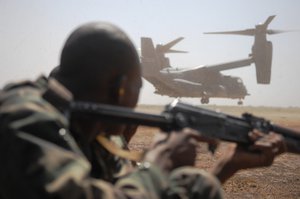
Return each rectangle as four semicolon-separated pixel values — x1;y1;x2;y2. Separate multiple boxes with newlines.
116;75;128;105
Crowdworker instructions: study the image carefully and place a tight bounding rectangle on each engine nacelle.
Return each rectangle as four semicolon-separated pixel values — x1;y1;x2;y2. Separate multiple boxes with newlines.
254;41;272;84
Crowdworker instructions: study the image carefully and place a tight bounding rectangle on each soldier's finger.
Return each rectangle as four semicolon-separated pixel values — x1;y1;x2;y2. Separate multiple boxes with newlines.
248;130;265;142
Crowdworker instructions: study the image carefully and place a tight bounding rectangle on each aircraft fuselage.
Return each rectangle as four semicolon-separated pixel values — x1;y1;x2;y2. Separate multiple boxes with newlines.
143;67;248;100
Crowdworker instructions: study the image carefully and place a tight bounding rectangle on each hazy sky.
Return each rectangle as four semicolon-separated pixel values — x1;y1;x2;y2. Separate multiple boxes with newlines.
1;0;300;107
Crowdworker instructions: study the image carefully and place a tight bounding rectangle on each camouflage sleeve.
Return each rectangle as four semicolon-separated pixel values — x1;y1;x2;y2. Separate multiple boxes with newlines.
166;167;224;199
116;164;223;199
116;162;168;198
0;85;168;199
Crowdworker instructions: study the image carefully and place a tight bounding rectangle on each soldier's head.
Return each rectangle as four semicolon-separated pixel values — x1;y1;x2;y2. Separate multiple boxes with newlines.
51;22;142;140
52;22;142;108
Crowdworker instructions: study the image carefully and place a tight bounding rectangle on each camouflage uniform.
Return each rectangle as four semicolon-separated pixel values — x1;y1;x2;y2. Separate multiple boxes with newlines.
0;76;223;199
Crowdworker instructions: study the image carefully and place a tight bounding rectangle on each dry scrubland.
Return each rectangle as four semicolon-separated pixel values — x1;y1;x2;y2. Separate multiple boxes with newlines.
129;105;300;199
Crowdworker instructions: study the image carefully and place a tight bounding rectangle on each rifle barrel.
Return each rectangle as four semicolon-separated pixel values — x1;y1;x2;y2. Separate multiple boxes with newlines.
70;101;173;129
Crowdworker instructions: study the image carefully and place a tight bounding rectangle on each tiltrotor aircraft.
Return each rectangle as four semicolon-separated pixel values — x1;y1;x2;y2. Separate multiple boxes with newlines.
141;15;288;105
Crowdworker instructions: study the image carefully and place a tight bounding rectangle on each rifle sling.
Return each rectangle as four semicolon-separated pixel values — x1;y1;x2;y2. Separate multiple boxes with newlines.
96;135;143;162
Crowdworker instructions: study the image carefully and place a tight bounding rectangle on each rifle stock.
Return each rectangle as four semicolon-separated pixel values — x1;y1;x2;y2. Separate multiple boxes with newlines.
70;100;300;154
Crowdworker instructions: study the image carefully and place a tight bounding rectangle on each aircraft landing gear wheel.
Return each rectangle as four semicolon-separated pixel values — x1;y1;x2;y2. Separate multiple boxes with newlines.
201;98;209;104
205;98;209;104
201;98;205;104
238;100;243;105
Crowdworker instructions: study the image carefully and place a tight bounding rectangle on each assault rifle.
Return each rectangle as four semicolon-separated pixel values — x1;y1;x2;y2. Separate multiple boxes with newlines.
70;100;300;154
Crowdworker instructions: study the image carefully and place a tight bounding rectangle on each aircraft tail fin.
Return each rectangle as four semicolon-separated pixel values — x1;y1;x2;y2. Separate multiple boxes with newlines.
141;37;156;61
141;37;163;78
141;37;187;75
157;37;187;54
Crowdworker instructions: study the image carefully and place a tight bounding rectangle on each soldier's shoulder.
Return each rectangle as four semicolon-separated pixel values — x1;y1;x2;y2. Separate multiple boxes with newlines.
3;76;46;90
0;76;48;102
0;76;69;125
1;76;44;106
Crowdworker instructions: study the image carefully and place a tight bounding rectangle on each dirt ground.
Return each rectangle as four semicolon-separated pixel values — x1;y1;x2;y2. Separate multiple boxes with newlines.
129;105;300;199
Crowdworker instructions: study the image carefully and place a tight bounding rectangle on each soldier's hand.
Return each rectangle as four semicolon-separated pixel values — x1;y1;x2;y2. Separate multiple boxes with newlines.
143;128;217;173
228;131;286;169
212;131;287;183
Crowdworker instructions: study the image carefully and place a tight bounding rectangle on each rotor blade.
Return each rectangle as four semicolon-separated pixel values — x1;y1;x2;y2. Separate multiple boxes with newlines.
267;29;300;35
262;15;276;28
160;37;184;52
166;49;188;53
204;29;255;36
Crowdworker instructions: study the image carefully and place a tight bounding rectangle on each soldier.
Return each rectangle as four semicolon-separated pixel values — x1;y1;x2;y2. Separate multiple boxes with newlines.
0;21;285;198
